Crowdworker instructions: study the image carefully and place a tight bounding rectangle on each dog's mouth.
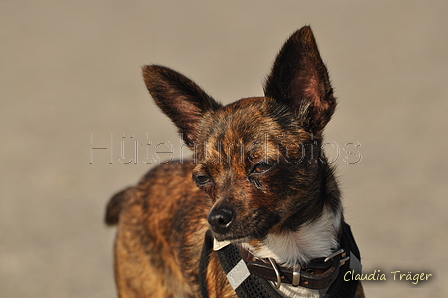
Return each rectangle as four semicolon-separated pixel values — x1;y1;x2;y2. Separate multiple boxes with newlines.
212;234;251;250
209;221;272;246
208;208;280;244
211;232;254;244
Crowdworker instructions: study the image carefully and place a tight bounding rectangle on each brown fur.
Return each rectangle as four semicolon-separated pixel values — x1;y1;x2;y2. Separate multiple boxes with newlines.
107;26;364;298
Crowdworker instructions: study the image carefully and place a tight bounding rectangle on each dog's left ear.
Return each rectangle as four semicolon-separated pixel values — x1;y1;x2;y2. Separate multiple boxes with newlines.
264;26;336;132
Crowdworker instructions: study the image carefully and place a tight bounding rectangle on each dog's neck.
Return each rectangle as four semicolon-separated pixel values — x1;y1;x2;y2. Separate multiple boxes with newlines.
241;206;342;298
242;207;342;266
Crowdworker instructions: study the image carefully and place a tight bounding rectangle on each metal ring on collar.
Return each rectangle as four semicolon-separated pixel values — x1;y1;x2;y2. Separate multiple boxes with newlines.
267;258;282;289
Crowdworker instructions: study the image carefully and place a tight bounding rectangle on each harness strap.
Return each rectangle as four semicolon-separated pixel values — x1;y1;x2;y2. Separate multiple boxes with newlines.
325;223;361;298
213;232;285;298
199;229;214;298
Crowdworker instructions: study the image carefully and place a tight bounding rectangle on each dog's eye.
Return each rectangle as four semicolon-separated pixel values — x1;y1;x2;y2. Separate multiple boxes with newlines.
251;162;272;174
194;175;211;186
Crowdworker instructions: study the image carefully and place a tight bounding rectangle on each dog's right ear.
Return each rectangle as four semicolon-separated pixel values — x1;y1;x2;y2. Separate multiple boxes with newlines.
142;65;222;146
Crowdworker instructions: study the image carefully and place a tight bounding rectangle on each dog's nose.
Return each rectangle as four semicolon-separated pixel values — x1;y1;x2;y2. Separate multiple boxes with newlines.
208;208;235;235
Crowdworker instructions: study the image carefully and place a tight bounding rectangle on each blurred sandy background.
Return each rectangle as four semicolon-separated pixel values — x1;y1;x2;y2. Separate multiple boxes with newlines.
1;1;447;297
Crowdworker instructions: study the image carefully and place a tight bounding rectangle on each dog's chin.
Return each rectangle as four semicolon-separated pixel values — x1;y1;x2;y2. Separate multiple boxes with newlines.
210;218;275;244
211;228;268;245
211;232;252;244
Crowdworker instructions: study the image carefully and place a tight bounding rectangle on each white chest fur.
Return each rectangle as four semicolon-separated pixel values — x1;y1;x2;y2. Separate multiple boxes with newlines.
241;207;342;298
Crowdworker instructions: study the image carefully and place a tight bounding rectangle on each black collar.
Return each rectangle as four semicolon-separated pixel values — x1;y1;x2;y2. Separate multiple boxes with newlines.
199;222;361;298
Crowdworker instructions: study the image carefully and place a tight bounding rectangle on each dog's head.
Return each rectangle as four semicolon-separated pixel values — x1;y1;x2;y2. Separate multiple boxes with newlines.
142;26;339;242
